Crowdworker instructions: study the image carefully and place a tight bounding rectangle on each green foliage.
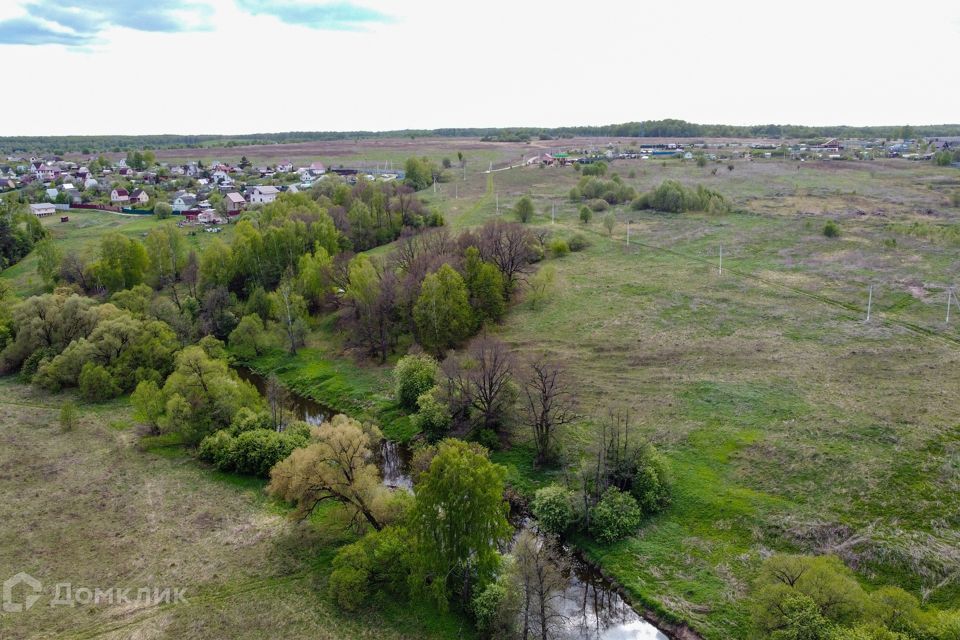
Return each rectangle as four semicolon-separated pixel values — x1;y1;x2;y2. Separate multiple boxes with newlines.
602;212;616;235
630;443;672;513
394;354;439;411
413;264;473;356
410;439;511;608
531;484;575;535
471;576;515;638
770;593;834;640
633;179;729;213
568;233;589;251
229;314;268;360
59;400;78;431
412;389;452;441
527;264;556;309
87;232;149;293
198;426;310;477
824;220;841;238
579;205;592;223
404;156;438;191
589;198;609;212
328;525;412;611
569;187;581;202
35;239;62;287
154;201;173;219
580;161;607;176
548;238;569;257
463;247;507;326
131;380;165;432
589;487;643;544
78;362;120;402
515;196;535;223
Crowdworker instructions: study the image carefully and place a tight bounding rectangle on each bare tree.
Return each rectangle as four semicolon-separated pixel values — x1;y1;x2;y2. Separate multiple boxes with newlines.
442;335;515;433
512;530;568;640
522;358;578;466
266;374;290;431
477;219;537;292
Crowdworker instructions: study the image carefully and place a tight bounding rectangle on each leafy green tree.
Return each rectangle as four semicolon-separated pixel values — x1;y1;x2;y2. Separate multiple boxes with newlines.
270;276;307;355
579;205;592;223
412;389;452;441
154;201;173;219
589;487;643;544
59;400;78;431
463;247;506;326
198;239;234;291
297;246;333;310
771;594;834;640
527;264;556;309
531;484;575;535
229;314;268;360
410;439;511;608
131;379;165;433
394;353;438;411
404;157;434;191
413;264;473;357
35;239;62;287
88;232;149;292
515;196;535;223
144;224;187;290
603;212;616;236
78;362;121;402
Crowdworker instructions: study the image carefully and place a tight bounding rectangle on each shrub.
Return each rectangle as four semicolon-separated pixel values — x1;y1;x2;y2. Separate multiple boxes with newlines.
549;238;569;257
472;427;500;451
589;487;643;544
824;220;841;238
131;380;165;432
394;354;439;411
231;429;308;476
579;206;592;223
588;198;609;212
568;187;581;202
412;389;452;441
630;444;672;514
329;542;371;611
59;401;78;431
472;578;513;637
78;363;120;402
568;233;589;252
198;429;235;469
696;155;707;167
602;213;616;236
531;484;575;535
229;407;273;435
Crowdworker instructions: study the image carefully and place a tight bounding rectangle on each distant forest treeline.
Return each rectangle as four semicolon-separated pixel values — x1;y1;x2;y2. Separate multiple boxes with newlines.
3;119;959;155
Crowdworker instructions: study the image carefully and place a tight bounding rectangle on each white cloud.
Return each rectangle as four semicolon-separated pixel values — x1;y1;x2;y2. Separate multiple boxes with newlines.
1;0;958;135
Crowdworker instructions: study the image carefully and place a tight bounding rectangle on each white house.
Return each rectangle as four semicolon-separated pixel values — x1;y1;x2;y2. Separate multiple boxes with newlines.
29;203;55;217
110;188;130;204
248;185;279;204
172;193;198;212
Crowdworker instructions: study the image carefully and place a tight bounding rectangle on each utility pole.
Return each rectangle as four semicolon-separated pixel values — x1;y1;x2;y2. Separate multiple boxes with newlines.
455;183;458;200
626;221;631;244
948;287;957;323
496;192;499;215
866;284;873;323
718;244;723;275
551;202;555;224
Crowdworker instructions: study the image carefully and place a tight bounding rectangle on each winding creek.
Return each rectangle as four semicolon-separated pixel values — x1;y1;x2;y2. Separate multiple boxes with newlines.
236;367;670;640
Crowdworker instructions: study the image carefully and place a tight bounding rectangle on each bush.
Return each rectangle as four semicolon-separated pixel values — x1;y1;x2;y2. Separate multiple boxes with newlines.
394;354;439;411
589;487;643;544
548;238;569;257
78;363;120;402
568;233;589;252
154;202;173;219
603;213;616;236
198;429;235;469
472;427;499;451
824;220;841;238
329;542;371;611
588;198;609;212
630;444;672;514
59;401;78;431
515;196;535;223
198;426;309;476
411;389;452;441
472;578;514;637
579;206;592;223
531;484;575;535
568;187;581;202
229;407;273;435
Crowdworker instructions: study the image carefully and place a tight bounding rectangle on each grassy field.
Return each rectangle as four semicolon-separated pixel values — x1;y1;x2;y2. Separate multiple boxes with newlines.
1;211;233;298
446;157;960;636
0;377;468;640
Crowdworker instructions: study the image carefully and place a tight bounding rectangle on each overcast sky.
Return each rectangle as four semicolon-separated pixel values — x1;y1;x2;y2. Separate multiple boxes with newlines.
1;0;958;136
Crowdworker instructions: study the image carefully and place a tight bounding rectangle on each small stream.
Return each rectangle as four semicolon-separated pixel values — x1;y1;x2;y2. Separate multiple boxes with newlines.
236;366;669;640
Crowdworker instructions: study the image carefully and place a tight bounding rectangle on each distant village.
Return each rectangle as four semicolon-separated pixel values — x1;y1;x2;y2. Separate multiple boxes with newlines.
2;135;958;224
0;154;406;224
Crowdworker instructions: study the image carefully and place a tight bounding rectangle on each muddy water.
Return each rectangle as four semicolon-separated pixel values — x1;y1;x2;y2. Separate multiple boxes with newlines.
236;366;669;639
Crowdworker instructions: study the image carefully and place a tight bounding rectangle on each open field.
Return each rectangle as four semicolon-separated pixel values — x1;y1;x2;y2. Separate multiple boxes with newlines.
436;157;960;636
0;377;467;640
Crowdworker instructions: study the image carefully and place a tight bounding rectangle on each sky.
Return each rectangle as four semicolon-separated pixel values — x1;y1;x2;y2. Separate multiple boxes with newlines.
0;0;958;136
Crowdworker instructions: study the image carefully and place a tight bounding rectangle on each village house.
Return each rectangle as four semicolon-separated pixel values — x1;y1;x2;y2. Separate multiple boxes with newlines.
172;193;198;212
309;162;326;176
29;203;55;217
248;185;279;204
111;188;130;204
129;189;149;205
224;192;245;213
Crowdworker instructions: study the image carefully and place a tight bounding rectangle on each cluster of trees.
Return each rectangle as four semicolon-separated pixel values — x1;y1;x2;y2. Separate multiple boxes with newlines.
568;174;637;208
0;197;46;270
933;149;959;166
752;554;960;640
530;412;671;545
198;408;311;477
632;180;730;214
